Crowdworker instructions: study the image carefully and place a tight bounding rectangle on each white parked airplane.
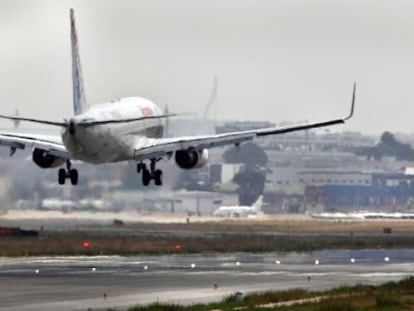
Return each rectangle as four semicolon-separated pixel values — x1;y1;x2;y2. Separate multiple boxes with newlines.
213;195;264;218
311;211;414;220
0;9;355;186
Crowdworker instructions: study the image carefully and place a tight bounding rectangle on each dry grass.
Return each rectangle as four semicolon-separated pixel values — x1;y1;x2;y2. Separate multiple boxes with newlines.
127;216;414;235
2;216;414;256
220;217;414;234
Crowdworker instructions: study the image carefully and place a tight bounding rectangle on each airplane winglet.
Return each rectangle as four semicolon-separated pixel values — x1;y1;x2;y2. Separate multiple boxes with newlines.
343;82;356;121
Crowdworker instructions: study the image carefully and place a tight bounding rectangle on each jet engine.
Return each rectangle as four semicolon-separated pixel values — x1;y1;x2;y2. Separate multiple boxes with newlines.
32;148;65;169
175;149;208;169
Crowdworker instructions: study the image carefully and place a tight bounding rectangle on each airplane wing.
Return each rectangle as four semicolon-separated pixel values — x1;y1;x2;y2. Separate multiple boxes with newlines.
134;113;348;161
0;132;71;159
134;82;356;161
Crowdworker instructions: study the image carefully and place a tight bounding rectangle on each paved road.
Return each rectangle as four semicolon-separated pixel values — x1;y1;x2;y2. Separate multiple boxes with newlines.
0;249;413;311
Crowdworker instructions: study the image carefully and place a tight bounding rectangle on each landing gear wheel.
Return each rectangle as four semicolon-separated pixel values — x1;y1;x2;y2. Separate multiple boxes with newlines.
142;169;151;186
138;159;163;186
58;168;66;185
154;169;162;186
57;160;79;186
70;169;78;185
137;162;145;173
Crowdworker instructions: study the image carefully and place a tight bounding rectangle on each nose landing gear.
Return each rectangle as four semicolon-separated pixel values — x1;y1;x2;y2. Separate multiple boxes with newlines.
58;160;78;185
137;159;162;186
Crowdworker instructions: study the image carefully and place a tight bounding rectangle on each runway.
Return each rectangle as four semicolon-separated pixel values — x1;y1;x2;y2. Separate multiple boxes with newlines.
1;249;413;311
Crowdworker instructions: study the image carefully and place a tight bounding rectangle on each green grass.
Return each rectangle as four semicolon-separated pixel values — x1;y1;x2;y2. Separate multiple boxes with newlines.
124;277;414;311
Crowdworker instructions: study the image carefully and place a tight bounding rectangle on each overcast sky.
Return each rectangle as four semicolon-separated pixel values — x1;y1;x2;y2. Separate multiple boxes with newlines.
1;0;414;134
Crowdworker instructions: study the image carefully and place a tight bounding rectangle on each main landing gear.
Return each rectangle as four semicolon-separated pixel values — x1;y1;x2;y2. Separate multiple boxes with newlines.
58;160;78;185
137;159;162;186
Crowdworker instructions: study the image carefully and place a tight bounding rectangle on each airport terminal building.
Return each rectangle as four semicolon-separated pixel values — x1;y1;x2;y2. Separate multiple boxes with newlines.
263;168;414;213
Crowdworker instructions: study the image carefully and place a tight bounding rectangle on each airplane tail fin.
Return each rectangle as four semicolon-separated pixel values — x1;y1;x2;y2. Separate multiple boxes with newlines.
251;195;263;212
70;9;87;115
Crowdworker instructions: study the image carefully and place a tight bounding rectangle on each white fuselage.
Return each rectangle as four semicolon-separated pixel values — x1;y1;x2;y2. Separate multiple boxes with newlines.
61;97;163;164
213;196;263;218
213;206;257;218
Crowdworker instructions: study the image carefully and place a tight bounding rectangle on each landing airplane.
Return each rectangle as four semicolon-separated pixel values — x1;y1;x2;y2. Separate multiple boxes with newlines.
0;9;356;186
213;195;263;218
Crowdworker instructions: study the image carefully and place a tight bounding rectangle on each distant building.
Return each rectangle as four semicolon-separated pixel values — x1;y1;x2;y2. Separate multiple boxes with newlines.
305;172;414;211
215;121;275;134
299;170;372;186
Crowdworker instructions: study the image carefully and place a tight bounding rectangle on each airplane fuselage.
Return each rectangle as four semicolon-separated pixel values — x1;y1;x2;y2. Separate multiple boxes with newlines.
62;97;164;164
213;206;255;217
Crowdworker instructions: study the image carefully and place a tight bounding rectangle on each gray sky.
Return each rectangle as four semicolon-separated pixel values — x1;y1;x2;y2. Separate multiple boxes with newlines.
1;0;414;134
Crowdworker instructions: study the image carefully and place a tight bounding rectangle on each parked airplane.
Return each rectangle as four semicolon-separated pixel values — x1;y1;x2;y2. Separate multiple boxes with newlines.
213;195;263;218
41;198;76;211
311;211;414;220
0;9;356;186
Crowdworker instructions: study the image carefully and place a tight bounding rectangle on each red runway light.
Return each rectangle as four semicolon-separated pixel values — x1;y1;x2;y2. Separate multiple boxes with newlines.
175;244;182;250
82;241;90;248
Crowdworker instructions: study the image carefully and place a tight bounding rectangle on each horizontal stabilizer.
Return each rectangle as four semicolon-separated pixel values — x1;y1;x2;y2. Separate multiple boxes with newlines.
0;114;65;127
0;113;177;128
78;114;177;127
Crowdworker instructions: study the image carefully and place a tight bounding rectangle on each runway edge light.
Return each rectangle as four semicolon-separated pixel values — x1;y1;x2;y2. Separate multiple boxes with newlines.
82;241;90;248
